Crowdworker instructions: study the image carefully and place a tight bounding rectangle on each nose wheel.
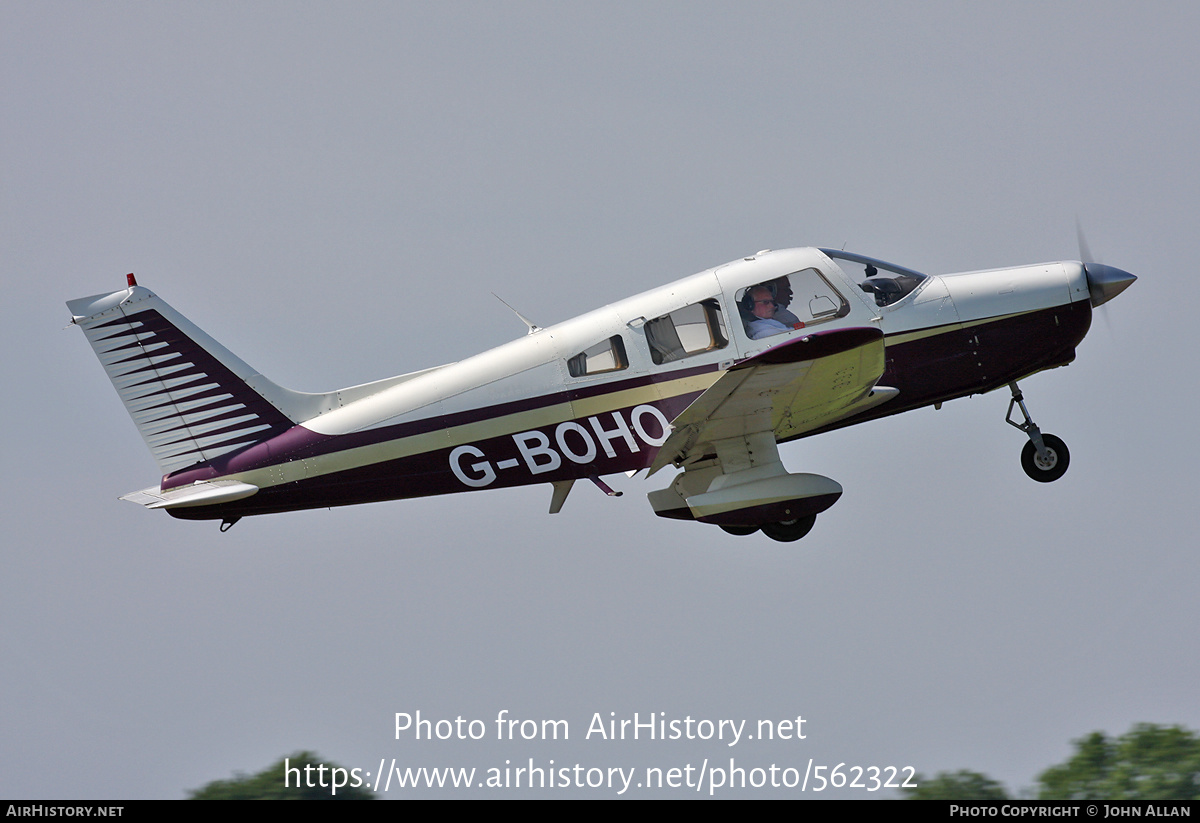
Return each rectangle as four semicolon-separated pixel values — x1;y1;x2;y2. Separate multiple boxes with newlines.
1020;433;1070;482
1006;382;1070;482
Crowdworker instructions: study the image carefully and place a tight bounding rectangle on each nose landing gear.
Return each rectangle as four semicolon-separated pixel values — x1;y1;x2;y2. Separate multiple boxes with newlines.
1006;382;1070;482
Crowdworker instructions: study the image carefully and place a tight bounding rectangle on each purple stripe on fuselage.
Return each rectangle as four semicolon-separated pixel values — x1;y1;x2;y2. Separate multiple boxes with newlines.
162;361;720;488
795;300;1091;440
166;394;699;519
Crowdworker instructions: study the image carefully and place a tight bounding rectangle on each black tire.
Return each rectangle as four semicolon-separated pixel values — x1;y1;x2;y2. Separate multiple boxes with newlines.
1021;433;1070;483
719;524;760;536
760;515;817;542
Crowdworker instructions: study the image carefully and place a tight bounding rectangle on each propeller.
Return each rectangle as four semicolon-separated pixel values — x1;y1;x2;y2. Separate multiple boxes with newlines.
1077;221;1136;308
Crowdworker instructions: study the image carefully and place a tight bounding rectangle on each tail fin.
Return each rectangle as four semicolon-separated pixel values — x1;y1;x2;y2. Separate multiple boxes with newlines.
67;277;300;476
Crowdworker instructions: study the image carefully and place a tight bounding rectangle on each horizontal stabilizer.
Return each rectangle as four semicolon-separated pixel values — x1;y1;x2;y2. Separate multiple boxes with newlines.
121;480;260;509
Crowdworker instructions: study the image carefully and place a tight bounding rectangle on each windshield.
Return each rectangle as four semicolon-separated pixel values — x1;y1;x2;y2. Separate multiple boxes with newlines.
820;249;928;308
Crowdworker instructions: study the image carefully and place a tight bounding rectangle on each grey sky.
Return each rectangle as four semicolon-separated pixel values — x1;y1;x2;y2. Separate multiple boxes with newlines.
2;1;1196;798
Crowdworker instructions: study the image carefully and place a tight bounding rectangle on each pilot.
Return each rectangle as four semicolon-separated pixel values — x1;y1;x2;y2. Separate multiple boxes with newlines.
743;285;791;340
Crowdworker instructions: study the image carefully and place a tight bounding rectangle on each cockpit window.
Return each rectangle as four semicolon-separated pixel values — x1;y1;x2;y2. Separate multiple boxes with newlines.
645;298;728;365
821;249;928;308
735;268;849;340
567;335;628;378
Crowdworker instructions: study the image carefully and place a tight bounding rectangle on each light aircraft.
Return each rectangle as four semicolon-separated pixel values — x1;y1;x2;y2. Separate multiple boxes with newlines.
67;246;1135;539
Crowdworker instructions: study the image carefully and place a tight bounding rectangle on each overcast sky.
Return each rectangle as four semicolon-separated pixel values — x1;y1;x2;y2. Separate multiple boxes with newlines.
3;1;1196;798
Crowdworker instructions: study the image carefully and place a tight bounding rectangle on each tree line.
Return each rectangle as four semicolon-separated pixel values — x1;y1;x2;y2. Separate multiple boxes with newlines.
904;723;1200;800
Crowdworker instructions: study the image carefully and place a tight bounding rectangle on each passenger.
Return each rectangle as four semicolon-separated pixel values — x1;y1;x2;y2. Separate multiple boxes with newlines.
772;276;802;327
743;285;791;340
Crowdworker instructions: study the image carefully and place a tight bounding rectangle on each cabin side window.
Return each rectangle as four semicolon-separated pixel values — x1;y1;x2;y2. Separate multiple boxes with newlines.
736;268;849;341
567;335;629;378
644;298;728;365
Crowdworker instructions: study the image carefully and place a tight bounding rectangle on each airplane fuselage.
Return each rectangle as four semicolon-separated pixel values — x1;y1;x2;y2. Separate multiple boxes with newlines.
145;248;1095;521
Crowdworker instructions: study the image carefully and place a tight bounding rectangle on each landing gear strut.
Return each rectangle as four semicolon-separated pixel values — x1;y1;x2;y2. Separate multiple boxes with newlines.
1006;382;1070;482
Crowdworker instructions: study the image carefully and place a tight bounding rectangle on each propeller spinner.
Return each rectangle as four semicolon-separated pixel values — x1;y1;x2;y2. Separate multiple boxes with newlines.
1076;224;1136;307
1084;262;1136;307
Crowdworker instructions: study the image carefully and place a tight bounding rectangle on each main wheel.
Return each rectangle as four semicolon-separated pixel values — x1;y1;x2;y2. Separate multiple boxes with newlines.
719;524;760;536
1021;433;1070;483
760;515;817;543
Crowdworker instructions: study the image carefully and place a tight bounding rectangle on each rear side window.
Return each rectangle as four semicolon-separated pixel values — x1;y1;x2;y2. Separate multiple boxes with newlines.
645;298;728;365
567;335;629;377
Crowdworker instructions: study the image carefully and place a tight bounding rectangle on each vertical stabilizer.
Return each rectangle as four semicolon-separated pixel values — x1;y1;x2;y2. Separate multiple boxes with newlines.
68;282;296;476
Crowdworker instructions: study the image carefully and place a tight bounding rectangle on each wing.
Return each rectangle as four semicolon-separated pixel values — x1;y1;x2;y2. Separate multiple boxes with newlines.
648;327;896;475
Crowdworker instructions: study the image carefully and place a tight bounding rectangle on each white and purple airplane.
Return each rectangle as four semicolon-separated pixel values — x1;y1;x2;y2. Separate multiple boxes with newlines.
68;246;1135;539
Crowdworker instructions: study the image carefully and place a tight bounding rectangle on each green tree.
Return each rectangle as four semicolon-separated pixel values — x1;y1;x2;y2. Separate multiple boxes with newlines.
188;751;375;800
901;769;1010;799
1037;724;1200;800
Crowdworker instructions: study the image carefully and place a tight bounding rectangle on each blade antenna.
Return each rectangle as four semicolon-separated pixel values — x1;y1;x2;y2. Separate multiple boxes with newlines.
492;293;541;334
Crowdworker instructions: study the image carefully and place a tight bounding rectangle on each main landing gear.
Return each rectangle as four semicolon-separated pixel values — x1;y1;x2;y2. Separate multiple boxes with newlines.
718;515;818;542
1006;382;1070;483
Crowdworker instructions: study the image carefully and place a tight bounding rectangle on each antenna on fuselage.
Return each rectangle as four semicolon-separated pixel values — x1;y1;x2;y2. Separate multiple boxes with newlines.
491;292;541;334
